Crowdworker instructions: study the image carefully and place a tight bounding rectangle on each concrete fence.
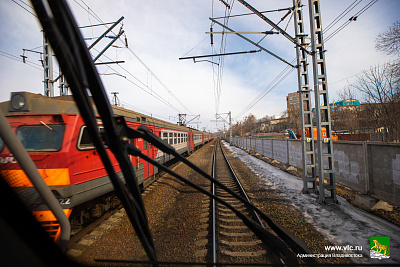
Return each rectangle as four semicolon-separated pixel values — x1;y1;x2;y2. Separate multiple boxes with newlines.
232;137;400;206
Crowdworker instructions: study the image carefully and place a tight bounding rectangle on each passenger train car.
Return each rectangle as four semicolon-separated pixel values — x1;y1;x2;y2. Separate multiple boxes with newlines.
0;91;212;241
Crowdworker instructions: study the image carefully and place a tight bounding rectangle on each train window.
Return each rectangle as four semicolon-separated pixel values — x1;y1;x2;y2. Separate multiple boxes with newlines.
141;117;146;122
0;136;3;152
137;117;140;122
77;126;107;150
169;133;173;145
162;132;168;144
16;124;65;152
174;133;177;144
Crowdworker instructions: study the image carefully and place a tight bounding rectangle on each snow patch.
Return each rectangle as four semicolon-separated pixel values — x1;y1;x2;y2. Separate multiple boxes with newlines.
222;141;400;264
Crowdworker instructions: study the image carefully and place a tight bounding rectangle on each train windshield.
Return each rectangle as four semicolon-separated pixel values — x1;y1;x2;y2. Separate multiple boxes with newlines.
16;125;65;152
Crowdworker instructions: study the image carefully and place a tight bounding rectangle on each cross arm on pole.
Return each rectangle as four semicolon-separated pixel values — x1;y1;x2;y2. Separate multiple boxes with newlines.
237;0;311;55
210;18;296;68
88;16;124;50
187;114;200;124
93;30;124;62
179;50;260;61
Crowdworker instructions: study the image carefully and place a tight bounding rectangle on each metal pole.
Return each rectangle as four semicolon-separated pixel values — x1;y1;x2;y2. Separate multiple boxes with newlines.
93;30;124;62
293;0;317;194
210;18;296;68
88;16;124;50
229;111;232;145
308;0;337;204
43;34;54;97
237;0;310;54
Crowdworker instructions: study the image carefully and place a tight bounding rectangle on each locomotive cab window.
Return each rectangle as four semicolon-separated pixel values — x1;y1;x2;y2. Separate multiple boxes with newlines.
16;124;65;152
77;126;107;150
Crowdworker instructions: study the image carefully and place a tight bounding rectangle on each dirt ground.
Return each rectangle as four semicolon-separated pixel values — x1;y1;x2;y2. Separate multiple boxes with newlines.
246;149;400;228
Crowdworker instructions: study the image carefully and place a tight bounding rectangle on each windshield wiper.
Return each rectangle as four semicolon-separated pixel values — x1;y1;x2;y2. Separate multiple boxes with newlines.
31;0;157;264
40;121;54;131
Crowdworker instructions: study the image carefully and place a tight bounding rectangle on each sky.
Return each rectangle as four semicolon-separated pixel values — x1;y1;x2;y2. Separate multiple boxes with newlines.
0;0;399;133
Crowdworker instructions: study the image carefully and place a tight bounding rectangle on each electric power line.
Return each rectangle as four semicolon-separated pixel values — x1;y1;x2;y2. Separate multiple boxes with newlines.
233;0;379;121
12;0;37;18
324;0;378;42
72;0;191;115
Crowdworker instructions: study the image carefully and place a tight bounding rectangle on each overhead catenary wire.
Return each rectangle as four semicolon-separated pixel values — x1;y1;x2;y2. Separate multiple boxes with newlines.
234;59;296;121
72;0;191;115
212;0;235;115
209;2;296;122
0;51;44;71
234;0;379;121
12;0;38;17
324;0;378;42
125;47;193;114
323;0;362;34
89;46;182;114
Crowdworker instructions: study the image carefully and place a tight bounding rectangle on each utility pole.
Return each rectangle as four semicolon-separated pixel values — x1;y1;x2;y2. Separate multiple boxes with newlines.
40;17;125;97
229;111;232;145
212;112;232;145
293;0;317;194
43;34;54;97
235;0;337;204
178;114;187;126
308;0;337;204
111;92;119;106
58;67;69;96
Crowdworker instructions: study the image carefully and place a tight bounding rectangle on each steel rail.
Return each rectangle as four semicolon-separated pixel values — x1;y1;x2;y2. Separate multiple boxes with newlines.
218;140;265;228
211;141;217;266
212;139;280;264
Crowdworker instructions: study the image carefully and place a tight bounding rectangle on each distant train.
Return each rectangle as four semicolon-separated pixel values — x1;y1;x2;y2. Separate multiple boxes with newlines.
0;91;212;241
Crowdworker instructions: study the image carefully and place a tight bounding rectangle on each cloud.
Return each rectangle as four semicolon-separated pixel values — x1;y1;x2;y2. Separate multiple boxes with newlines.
1;0;399;133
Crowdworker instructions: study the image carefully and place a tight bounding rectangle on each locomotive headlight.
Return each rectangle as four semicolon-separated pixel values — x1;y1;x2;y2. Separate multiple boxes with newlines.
9;92;30;112
11;93;26;110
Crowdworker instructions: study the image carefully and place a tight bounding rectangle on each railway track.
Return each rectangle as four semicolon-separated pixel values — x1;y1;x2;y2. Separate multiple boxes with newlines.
209;139;279;265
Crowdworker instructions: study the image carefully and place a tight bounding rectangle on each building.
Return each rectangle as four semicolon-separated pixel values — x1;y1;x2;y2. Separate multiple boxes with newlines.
286;92;300;116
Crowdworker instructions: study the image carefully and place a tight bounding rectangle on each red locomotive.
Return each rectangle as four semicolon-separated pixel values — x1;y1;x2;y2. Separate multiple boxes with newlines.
0;91;211;241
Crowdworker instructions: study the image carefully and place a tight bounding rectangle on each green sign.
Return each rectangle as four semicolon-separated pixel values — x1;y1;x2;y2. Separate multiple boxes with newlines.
370;236;390;259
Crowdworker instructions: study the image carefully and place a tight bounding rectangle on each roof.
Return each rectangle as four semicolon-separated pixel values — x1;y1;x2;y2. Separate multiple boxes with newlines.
0;91;205;133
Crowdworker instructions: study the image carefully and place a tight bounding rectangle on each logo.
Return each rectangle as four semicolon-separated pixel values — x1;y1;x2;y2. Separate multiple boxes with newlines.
0;156;17;164
370;236;390;260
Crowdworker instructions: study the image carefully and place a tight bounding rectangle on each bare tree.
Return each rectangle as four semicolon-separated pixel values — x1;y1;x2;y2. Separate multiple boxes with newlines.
351;64;400;141
376;20;400;83
376;20;400;56
231;121;242;137
242;114;257;134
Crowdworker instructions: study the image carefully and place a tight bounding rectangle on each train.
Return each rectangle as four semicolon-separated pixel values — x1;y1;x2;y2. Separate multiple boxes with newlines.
0;91;212;242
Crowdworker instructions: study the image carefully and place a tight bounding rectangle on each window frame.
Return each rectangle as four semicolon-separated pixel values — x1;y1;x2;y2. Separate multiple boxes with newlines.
16;124;66;152
77;125;107;150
